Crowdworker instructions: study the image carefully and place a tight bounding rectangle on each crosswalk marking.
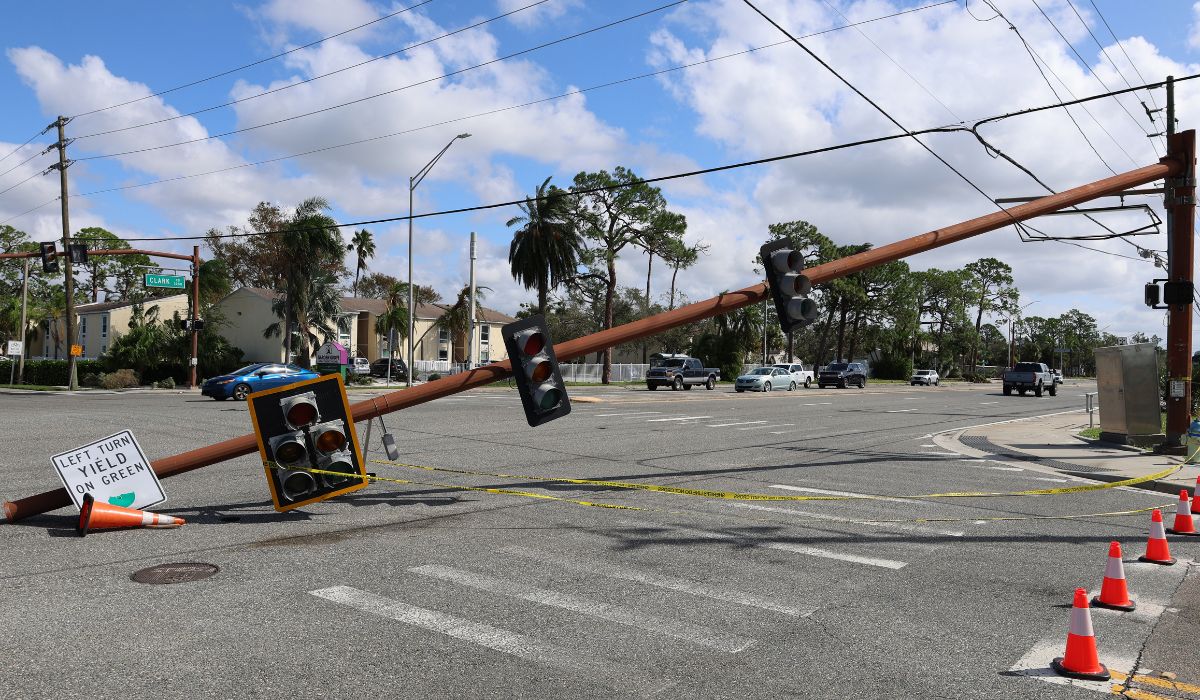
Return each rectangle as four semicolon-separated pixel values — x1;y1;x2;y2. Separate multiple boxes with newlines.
409;564;755;653
594;411;662;417
885;409;917;413
727;503;966;537
310;586;677;696
706;421;767;427
768;484;918;504
738;423;794;430
802;402;832;406
762;543;909;569
503;546;815;617
646;415;712;422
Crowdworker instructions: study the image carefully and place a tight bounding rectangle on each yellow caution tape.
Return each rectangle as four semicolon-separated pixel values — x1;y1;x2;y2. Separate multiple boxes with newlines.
370;459;1183;502
290;463;1172;525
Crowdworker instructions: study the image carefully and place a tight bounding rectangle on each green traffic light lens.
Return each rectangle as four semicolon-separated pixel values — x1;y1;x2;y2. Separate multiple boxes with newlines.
280;471;316;501
321;459;355;487
275;440;307;464
537;387;562;410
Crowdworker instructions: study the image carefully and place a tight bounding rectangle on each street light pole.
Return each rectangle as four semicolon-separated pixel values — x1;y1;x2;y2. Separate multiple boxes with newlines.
408;133;470;386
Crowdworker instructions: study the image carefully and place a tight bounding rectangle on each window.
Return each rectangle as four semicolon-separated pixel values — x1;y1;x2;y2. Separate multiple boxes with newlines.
101;316;108;338
100;344;106;354
480;325;490;343
438;327;449;342
438;347;448;361
80;317;87;337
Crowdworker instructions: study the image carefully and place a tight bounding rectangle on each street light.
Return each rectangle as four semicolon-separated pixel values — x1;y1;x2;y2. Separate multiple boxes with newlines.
407;133;470;386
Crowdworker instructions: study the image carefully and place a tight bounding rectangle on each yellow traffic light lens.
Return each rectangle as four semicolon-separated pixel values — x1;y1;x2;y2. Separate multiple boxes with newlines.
315;429;347;454
275;441;307;464
286;401;318;428
530;361;552;383
522;332;545;356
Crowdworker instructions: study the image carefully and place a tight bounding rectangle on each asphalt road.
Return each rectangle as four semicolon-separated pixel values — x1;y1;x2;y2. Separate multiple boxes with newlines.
1;380;1196;699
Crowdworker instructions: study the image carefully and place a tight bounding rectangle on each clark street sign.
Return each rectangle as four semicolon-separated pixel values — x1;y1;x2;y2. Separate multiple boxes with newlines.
144;273;186;289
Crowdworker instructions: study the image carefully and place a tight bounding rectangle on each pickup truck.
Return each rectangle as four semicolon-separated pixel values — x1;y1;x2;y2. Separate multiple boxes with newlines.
646;357;720;391
773;363;815;389
1003;362;1056;397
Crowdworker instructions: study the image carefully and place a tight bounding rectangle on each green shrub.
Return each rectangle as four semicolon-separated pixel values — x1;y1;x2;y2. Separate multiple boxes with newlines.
16;359;103;386
871;355;913;380
427;373;441;381
153;377;176;389
99;369;140;390
347;372;374;386
81;373;101;388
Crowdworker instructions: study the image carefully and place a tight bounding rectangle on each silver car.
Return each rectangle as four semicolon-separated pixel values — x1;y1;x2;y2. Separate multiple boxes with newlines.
735;367;795;392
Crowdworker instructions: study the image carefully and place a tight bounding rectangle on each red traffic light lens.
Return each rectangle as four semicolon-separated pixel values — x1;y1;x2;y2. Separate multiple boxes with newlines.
275;440;307;464
530;360;552;383
522;332;546;356
315;428;347;454
286;401;318;428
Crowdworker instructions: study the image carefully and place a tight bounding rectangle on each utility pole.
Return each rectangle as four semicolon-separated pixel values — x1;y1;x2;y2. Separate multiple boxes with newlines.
17;257;29;384
51;116;77;391
189;245;200;388
468;231;477;369
1161;104;1195;453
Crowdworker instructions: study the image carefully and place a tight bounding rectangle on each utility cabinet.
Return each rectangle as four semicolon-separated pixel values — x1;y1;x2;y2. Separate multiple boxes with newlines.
1094;342;1162;445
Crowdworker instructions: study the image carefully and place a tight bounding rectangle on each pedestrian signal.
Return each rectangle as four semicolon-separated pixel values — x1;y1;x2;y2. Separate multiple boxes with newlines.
502;315;571;427
760;239;819;333
247;375;368;512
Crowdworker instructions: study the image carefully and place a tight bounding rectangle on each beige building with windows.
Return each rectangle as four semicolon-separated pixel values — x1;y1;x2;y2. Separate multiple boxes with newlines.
29;294;190;360
214;287;515;365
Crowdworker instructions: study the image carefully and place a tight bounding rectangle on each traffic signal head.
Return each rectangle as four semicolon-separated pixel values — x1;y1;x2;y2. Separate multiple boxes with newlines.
760;240;819;333
39;242;59;274
502;315;571;427
247;375;368;512
68;243;88;264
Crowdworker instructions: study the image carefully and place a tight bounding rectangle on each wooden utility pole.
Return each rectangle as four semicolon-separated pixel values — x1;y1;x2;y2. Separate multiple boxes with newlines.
52;116;77;390
1162;118;1195;452
190;245;201;388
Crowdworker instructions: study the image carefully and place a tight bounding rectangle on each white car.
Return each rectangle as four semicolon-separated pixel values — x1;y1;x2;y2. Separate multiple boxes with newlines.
350;357;371;375
772;363;814;389
911;369;939;386
735;366;796;392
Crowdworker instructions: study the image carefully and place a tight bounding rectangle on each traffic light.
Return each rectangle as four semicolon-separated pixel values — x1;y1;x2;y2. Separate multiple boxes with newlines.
39;242;59;274
760;239;819;333
502;315;571;427
68;243;88;264
247;375;368;512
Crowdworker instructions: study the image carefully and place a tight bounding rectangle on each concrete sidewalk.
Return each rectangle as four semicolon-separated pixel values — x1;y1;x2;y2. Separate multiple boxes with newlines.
942;410;1200;497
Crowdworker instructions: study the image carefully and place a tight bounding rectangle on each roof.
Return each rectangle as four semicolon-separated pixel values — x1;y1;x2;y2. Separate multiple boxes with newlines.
232;287;516;323
76;294;189;314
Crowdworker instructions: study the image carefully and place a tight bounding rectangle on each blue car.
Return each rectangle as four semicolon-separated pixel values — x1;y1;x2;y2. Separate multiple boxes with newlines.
201;363;319;401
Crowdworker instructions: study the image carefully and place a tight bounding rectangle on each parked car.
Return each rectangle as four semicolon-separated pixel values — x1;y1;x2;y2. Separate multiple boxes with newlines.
201;363;319;401
817;362;868;389
1052;368;1063;385
735;366;795;392
772;363;814;388
910;369;939;386
646;356;720;391
350;357;371;375
1002;361;1056;396
369;358;408;379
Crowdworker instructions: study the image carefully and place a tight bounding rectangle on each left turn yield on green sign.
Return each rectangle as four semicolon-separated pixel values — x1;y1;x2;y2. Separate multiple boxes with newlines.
51;430;166;511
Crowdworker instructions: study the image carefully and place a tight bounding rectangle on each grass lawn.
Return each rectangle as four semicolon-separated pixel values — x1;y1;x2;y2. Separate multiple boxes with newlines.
0;384;64;391
1078;413;1167;445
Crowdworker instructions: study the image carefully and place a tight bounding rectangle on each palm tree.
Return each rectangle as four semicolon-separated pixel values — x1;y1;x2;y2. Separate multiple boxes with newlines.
507;176;582;316
435;284;490;363
349;228;375;297
374;281;410;358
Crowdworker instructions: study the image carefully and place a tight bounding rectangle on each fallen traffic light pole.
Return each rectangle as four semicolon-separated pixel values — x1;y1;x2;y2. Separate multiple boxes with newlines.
2;139;1190;524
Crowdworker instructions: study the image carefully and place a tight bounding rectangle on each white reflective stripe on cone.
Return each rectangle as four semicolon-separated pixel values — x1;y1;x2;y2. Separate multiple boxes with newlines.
1103;555;1125;580
1179;496;1193;517
141;511;157;526
1068;606;1095;637
1151;518;1168;540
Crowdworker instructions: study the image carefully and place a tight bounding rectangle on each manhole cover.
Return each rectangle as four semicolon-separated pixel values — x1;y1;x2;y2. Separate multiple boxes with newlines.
130;562;219;585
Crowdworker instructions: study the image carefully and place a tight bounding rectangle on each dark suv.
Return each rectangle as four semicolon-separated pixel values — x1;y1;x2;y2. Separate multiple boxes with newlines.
369;358;408;379
817;362;868;389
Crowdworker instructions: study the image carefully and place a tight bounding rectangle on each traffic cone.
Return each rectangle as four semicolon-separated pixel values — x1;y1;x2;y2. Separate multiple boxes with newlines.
1091;541;1136;612
1051;588;1110;681
1167;490;1199;536
77;493;185;537
1138;509;1176;565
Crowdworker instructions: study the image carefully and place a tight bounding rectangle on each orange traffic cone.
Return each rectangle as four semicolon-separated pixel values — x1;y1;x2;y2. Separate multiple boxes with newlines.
77;493;185;537
1051;588;1110;681
1091;541;1136;612
1167;490;1199;536
1138;509;1176;565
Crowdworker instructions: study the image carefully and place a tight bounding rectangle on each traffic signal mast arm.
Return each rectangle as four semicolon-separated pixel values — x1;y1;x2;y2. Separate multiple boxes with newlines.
2;149;1187;523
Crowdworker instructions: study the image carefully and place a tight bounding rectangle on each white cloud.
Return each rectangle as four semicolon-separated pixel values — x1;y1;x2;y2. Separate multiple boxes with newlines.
497;0;584;29
1190;1;1200;51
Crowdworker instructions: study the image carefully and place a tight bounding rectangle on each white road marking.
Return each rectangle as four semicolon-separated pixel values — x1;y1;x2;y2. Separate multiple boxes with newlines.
920;452;962;457
802;402;832;406
903;397;922;400
707;421;767;427
310;586;676;696
980;401;999;405
920;444;938;447
885;409;917;413
768;484;918;504
594;411;662;417
646;415;713;422
737;423;794;430
503;546;815;617
409;564;755;653
762;543;908;570
728;503;965;537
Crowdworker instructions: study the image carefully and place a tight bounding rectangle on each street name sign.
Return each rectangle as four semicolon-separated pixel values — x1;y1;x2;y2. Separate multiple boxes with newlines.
51;430;166;511
144;273;186;289
5;340;21;356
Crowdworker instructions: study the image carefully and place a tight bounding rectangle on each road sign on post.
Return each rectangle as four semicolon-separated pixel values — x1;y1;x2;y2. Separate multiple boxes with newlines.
6;341;21;356
70;344;82;357
144;273;186;289
247;373;367;512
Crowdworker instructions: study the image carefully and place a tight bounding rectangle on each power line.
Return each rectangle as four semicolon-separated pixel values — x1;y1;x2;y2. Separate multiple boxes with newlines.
0;148;48;182
67;0;436;120
74;1;687;163
1028;0;1161;156
0;127;49;167
58;2;959;201
72;0;552;141
0;197;57;227
1088;0;1160;116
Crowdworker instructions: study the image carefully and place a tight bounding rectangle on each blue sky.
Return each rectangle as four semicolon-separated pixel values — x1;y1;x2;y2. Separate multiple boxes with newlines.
1;0;1199;341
